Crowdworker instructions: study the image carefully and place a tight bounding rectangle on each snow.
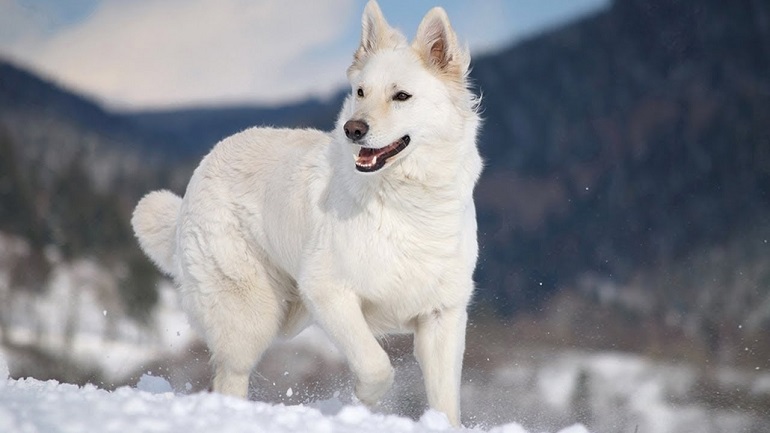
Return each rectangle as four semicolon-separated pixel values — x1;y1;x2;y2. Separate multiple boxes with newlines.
0;354;590;433
0;250;199;383
136;373;174;394
2;236;768;432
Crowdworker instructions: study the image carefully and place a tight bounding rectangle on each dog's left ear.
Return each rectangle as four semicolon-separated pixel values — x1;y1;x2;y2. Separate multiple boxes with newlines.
413;7;470;80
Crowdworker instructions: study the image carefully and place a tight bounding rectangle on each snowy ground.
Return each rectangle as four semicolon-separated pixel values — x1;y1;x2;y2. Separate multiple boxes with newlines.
2;247;769;432
0;356;590;433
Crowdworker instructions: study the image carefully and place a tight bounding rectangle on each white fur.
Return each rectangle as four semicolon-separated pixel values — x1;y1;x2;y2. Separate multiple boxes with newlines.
131;1;481;426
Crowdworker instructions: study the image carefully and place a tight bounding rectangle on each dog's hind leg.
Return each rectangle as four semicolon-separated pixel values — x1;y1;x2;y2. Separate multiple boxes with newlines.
175;183;296;398
182;258;288;398
201;276;286;398
413;306;467;427
212;291;283;397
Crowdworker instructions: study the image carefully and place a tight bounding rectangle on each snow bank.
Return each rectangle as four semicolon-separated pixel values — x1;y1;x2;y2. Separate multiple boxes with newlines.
0;356;588;433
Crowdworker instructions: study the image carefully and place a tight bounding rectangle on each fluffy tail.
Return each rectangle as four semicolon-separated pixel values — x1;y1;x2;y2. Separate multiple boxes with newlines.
131;190;182;277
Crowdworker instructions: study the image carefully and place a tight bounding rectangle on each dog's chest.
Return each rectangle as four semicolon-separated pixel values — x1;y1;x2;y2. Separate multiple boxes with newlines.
331;200;464;307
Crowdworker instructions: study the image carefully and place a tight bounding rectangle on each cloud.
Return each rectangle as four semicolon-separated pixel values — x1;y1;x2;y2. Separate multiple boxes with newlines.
0;0;612;109
0;0;50;44
1;0;357;109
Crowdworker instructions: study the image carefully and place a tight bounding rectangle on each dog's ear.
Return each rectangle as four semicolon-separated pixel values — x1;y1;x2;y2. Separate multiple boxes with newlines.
349;2;408;78
349;1;391;74
359;1;389;56
413;7;470;80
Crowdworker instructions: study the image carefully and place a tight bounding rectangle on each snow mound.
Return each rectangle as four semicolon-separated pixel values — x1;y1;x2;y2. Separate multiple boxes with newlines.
0;373;589;433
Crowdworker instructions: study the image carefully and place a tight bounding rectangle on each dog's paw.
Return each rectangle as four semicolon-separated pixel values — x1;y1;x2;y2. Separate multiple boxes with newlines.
354;364;394;406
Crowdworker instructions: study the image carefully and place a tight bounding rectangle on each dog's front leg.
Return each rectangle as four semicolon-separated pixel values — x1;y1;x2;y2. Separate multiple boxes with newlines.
414;306;467;427
303;285;394;405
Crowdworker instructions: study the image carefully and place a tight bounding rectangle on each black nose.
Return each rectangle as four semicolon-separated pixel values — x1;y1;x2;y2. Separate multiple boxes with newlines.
343;120;369;141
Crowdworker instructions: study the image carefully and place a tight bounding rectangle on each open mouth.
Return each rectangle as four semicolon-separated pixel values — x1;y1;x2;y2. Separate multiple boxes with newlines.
354;135;410;172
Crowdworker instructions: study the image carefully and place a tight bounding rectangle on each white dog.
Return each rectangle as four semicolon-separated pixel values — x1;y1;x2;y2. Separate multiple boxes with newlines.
131;1;481;425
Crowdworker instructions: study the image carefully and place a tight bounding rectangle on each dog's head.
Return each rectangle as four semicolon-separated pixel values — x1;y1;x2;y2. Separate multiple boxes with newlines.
338;1;476;175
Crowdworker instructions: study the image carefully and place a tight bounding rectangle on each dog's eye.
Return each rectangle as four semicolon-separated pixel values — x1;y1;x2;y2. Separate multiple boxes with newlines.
393;91;412;101
357;88;364;97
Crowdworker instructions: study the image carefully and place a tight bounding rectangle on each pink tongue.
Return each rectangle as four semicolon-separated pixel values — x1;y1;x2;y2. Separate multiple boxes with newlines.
357;148;378;165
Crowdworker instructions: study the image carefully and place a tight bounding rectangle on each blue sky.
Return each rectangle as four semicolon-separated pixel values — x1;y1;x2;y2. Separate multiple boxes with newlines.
0;0;610;110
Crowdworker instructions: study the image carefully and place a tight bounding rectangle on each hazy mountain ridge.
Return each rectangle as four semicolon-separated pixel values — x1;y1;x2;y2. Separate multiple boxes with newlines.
122;95;347;157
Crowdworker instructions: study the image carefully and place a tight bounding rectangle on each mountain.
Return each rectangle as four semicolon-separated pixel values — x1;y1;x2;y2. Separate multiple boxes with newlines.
0;61;130;138
123;95;347;157
1;0;769;365
0;61;178;195
0;61;182;322
465;0;770;366
470;0;770;309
